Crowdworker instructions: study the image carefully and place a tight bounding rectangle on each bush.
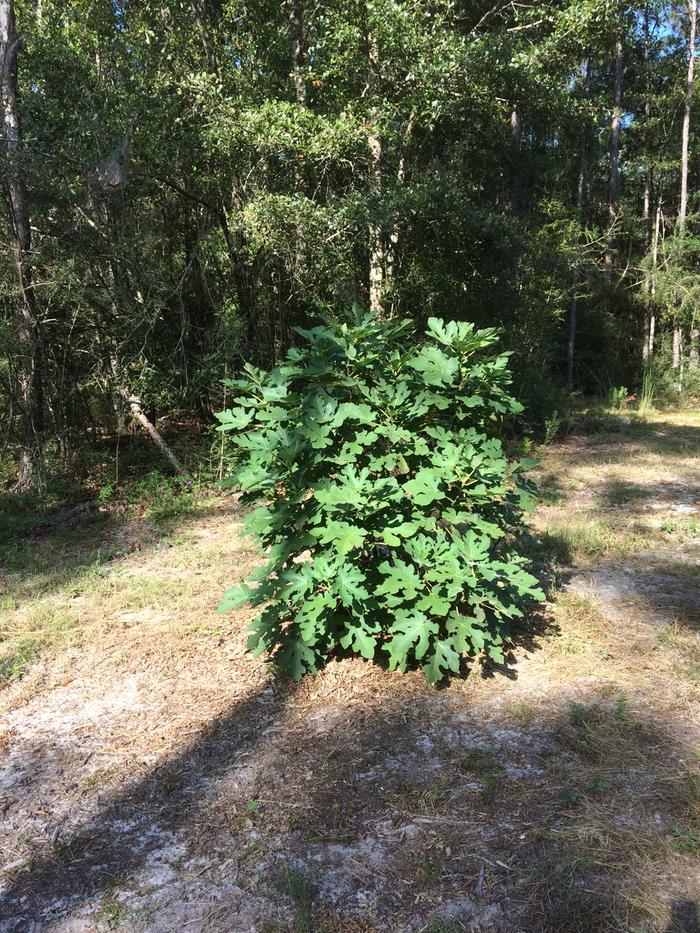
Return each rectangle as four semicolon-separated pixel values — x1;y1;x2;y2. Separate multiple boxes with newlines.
216;314;544;683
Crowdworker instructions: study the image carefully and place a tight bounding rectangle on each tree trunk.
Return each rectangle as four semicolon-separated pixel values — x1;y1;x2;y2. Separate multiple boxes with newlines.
645;203;661;361
288;0;307;318
679;0;697;231
566;60;591;390
384;111;414;313
368;138;384;317
673;326;682;370
642;189;653;363
0;0;43;490
604;39;623;286
367;32;385;318
218;199;256;352
690;323;699;369
508;102;522;216
182;207;214;382
190;0;217;73
642;10;654;364
566;153;585;390
288;0;306;109
675;0;697;377
185;2;259;355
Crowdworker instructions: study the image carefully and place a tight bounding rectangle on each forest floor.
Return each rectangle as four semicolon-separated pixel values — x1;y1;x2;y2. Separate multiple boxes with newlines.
0;408;698;932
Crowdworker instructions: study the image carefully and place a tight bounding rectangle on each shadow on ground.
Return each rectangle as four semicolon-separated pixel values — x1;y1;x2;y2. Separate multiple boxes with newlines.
0;678;296;929
567;560;699;630
552;417;700;471
1;672;698;932
2;414;699;930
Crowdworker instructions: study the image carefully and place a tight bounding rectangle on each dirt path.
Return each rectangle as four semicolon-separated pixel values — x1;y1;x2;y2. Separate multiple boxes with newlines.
0;411;698;932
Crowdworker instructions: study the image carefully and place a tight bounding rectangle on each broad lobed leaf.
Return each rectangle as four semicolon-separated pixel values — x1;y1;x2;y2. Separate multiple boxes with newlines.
217;314;544;683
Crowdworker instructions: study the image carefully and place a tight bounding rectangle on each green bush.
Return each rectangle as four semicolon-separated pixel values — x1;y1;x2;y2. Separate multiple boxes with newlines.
216;314;544;683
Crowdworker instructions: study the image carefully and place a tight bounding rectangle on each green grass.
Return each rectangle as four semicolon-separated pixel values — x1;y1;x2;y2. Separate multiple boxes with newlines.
416;849;447;887
274;868;315;933
535;516;653;563
422;918;466;933
0;429;215;566
95;871;131;929
0;461;226;690
510;701;537;724
0;642;40;686
669;826;700;855
659;517;699;539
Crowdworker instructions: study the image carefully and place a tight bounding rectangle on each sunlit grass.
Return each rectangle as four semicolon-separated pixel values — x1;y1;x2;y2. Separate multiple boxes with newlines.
0;487;245;689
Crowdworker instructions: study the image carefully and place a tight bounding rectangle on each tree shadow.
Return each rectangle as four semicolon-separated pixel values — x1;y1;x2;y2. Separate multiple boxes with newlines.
0;492;245;627
1;673;698;931
553;417;700;470
477;602;559;681
570;562;699;630
0;678;296;928
666;900;700;933
596;476;700;513
629;416;700;452
275;686;700;931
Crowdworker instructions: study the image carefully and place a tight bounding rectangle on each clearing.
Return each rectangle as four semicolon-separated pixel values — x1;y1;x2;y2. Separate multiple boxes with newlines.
0;409;698;932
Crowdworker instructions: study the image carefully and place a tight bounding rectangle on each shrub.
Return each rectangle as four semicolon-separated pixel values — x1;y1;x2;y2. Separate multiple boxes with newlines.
216;314;544;683
607;385;629;410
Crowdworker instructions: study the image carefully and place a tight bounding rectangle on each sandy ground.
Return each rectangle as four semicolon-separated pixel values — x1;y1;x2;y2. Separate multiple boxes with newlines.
0;412;698;932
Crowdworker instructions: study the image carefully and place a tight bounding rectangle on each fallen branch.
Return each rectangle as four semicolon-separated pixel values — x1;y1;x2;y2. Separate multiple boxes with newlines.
120;389;193;484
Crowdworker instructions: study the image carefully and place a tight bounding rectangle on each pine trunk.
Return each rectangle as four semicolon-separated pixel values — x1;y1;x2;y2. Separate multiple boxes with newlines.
288;0;307;318
675;0;697;376
604;39;623;286
566;147;585;390
690;325;699;368
645;204;661;361
673;326;682;370
508;103;522;216
679;0;697;231
642;10;654;364
567;60;591;390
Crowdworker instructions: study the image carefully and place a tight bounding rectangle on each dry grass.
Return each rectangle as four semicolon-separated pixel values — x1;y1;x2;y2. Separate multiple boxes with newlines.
0;410;698;930
530;409;700;568
0;496;260;702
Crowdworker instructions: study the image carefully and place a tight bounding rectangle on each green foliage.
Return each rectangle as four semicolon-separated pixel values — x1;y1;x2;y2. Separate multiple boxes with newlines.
216;314;544;683
639;364;659;414
274;867;315;933
3;0;697;490
606;386;628;410
670;826;700;855
123;470;201;523
639;357;681;412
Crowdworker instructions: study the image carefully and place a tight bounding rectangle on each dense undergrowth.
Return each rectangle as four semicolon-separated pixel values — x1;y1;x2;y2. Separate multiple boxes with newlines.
2;354;697;539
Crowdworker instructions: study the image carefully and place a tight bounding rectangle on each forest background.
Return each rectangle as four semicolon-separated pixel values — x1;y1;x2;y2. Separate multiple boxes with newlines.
1;0;699;495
